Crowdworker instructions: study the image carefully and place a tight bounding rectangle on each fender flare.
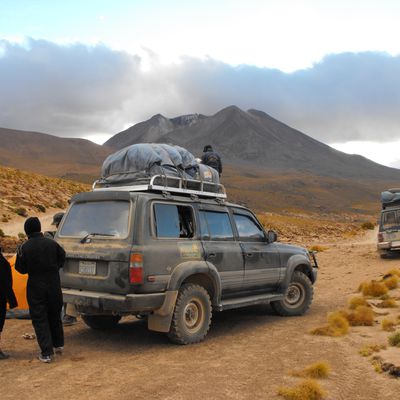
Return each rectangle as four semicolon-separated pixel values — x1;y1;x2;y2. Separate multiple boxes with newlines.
280;254;313;291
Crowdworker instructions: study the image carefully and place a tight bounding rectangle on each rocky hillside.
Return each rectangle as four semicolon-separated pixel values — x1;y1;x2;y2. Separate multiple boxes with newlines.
0;127;112;182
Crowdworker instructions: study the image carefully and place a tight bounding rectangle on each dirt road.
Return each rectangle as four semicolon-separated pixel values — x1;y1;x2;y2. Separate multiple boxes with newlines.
2;230;400;400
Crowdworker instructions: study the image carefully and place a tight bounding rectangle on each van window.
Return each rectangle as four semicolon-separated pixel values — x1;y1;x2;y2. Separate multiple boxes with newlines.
233;214;265;241
60;201;130;238
381;210;400;231
199;211;234;240
154;203;194;238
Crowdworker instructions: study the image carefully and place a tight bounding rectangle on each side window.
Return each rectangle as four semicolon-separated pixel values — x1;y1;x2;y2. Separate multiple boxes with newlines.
199;211;234;240
382;211;399;230
153;203;194;238
233;214;265;241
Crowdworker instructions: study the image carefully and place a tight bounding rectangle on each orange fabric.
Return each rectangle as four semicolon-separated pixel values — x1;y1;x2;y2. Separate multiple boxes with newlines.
6;254;29;310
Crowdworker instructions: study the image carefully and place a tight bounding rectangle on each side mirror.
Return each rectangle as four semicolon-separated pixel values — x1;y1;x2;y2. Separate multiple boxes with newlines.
267;230;278;243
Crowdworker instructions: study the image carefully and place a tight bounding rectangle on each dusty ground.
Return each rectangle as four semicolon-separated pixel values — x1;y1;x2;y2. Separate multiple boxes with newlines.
1;229;400;400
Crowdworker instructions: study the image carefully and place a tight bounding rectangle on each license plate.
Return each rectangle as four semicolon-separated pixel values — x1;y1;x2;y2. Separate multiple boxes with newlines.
79;261;97;275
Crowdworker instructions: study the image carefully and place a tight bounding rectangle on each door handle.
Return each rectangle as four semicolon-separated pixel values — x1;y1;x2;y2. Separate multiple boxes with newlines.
208;253;216;258
246;253;253;257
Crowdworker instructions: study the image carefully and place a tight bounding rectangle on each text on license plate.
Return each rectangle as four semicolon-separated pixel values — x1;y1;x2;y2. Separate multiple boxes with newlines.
79;261;97;275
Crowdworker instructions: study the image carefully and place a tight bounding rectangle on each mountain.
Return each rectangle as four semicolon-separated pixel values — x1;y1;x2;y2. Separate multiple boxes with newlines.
106;106;400;181
0;127;112;182
105;113;206;149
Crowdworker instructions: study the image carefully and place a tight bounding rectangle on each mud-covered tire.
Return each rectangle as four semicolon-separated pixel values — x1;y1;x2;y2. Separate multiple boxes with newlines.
167;283;212;345
82;315;121;330
271;271;313;316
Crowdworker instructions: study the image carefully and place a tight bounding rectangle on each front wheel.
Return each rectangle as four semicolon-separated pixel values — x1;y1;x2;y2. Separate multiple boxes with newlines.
271;271;313;316
82;314;121;330
167;283;212;345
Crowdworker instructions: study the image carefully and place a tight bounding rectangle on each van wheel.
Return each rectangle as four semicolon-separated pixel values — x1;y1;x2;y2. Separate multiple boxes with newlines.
271;271;313;316
82;315;121;330
167;283;212;345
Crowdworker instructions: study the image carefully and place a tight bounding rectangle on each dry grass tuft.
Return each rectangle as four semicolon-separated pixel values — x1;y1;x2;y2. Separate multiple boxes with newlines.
309;245;329;253
310;311;349;337
344;306;375;326
291;362;331;379
361;281;388;297
388;332;400;347
361;221;375;230
382;275;399;290
382;319;396;332
387;269;400;278
278;379;327;400
377;298;398;308
359;344;386;357
348;296;369;310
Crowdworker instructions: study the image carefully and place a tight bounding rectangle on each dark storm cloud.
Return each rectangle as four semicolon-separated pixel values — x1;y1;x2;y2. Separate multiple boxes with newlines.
1;39;400;143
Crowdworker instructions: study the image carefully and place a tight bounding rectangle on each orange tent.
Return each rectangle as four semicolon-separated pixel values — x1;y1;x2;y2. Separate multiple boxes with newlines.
6;254;29;317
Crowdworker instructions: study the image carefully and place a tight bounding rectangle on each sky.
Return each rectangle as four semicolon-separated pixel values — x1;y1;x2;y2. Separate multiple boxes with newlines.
1;0;400;168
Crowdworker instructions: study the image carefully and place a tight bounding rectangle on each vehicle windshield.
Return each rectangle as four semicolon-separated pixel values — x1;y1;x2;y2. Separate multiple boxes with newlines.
381;210;400;231
59;200;130;238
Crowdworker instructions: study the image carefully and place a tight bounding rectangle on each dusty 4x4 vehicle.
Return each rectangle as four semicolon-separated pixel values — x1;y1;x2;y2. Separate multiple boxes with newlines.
57;176;318;344
377;189;400;258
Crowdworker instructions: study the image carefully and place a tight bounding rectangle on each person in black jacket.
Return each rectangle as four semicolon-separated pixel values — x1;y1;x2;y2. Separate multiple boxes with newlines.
0;248;18;360
201;145;223;176
15;217;66;363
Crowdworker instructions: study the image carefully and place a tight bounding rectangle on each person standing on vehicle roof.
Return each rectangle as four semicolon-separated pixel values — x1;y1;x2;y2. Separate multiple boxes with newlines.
0;248;18;360
15;217;66;363
201;145;222;176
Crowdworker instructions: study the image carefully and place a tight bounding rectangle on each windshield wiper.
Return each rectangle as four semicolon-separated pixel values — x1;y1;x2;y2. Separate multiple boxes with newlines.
80;232;116;243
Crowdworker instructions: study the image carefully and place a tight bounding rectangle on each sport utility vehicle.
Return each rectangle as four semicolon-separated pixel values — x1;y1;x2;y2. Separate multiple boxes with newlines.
57;176;318;344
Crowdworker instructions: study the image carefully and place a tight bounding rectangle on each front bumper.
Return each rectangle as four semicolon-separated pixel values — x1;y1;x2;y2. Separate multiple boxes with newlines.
62;288;165;313
377;241;400;251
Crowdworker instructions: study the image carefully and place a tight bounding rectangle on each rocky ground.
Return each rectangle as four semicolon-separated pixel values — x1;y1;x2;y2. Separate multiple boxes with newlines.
1;228;400;400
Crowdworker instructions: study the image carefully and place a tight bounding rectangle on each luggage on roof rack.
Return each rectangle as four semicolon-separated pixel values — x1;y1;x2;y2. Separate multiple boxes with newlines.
95;143;225;199
381;188;400;209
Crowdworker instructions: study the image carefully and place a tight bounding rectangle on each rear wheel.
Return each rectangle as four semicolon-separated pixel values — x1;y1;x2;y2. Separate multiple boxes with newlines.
271;271;313;316
82;314;121;330
167;283;212;345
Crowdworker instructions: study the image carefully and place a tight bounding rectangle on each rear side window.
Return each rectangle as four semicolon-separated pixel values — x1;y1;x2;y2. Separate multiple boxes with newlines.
199;211;234;240
381;210;400;230
59;201;130;238
153;203;194;238
233;214;265;241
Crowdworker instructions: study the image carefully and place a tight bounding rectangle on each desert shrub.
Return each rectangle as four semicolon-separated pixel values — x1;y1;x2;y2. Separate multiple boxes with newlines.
14;207;27;217
387;269;400;278
380;293;390;300
377;298;397;308
359;344;386;357
35;204;46;213
18;232;26;240
291;362;330;379
361;221;375;230
382;319;396;332
382;275;398;290
309;245;329;252
361;281;388;297
278;379;326;400
310;311;349;337
345;306;374;326
348;296;369;310
0;228;4;237
1;217;8;223
54;200;66;209
388;332;400;347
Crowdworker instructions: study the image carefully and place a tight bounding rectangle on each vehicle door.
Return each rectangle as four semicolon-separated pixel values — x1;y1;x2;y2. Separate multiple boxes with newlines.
198;206;244;295
231;209;281;291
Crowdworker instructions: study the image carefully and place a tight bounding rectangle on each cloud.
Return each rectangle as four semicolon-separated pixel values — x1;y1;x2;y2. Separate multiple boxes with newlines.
1;39;400;144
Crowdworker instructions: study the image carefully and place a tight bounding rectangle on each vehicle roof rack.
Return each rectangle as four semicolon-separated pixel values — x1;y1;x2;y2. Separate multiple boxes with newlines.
92;174;227;199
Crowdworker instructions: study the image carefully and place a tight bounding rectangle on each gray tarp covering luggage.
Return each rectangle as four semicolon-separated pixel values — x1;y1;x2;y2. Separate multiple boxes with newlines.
100;143;219;185
381;188;400;209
